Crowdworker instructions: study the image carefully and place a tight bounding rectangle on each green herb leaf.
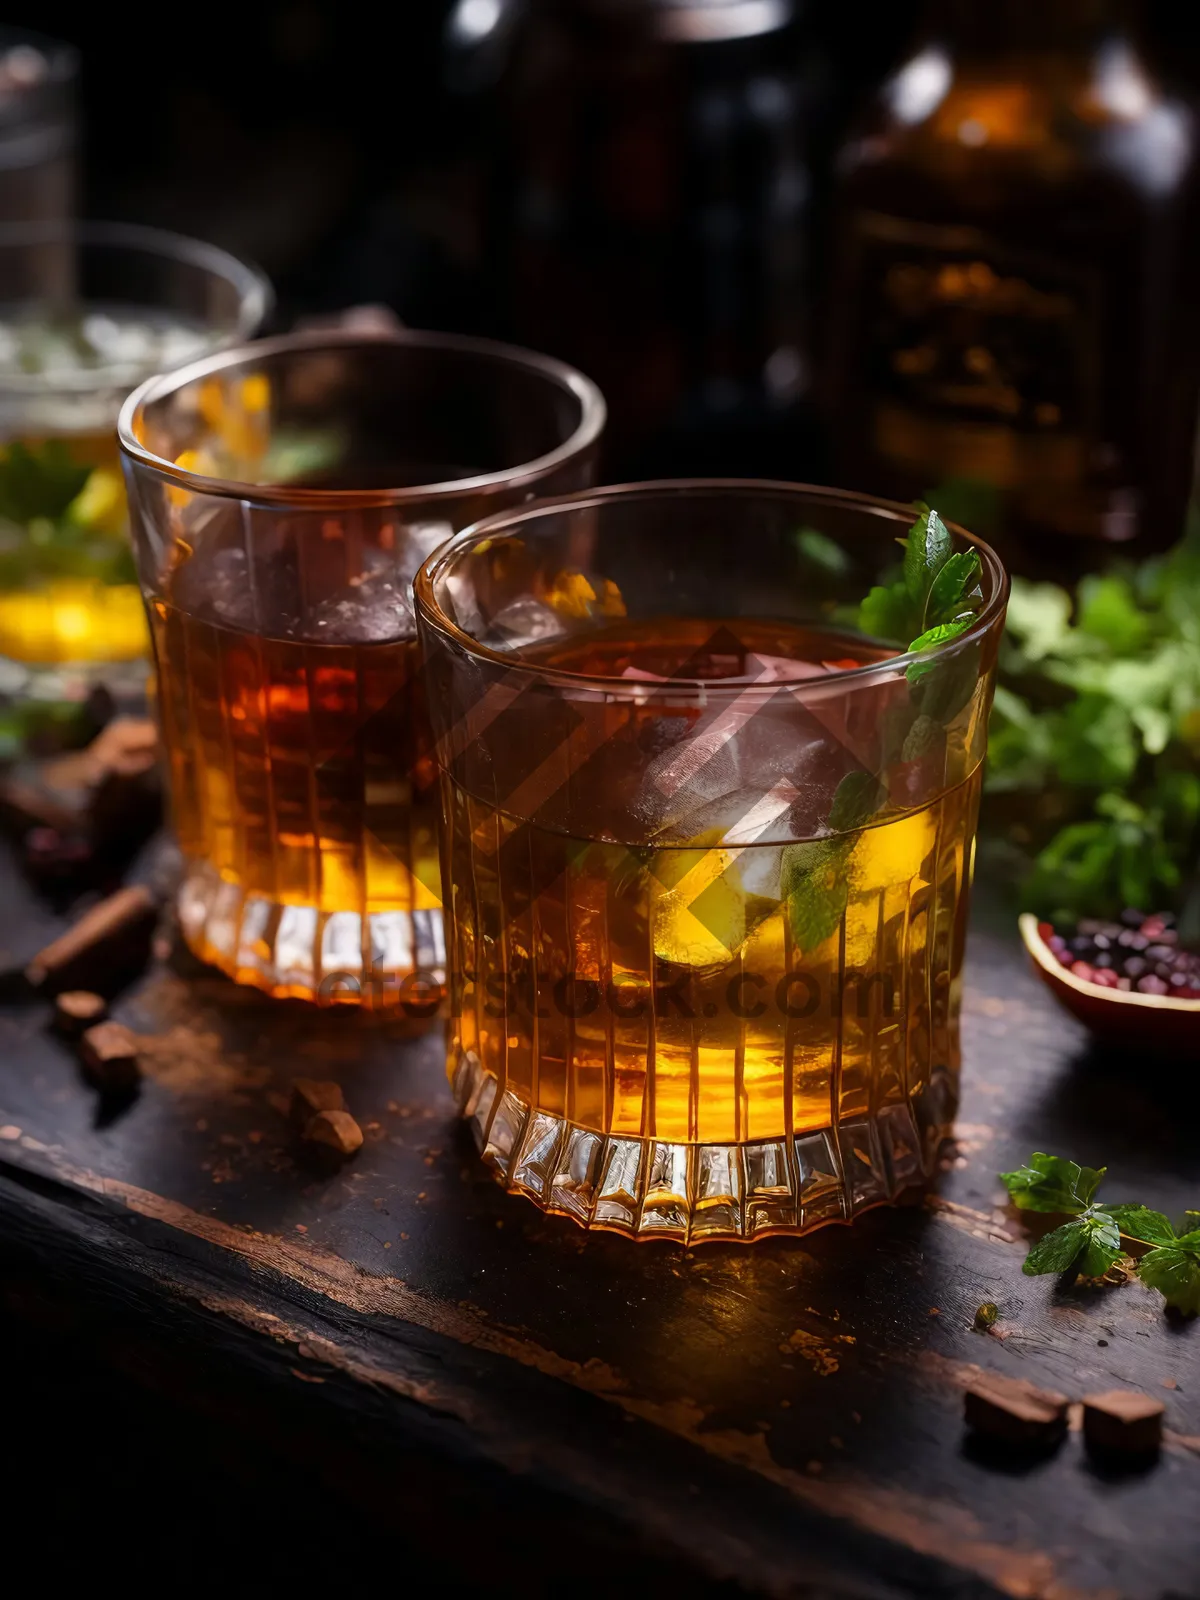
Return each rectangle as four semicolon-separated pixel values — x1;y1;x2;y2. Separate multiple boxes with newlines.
0;440;92;524
1106;1205;1178;1246
858;582;913;645
1023;1218;1090;1274
828;770;887;832
903;505;952;616
906;619;974;686
926;550;982;628
1137;1245;1200;1315
900;712;945;763
781;837;850;954
1021;1211;1122;1278
1076;1211;1123;1278
795;526;851;578
1000;1152;1106;1214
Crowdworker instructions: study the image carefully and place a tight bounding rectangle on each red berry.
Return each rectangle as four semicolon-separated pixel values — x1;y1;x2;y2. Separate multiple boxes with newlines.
1071;961;1096;982
1091;969;1120;988
1141;916;1167;937
1037;921;1055;941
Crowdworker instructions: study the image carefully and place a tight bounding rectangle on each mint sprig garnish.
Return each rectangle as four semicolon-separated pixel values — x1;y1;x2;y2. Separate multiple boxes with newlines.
858;504;984;657
782;507;986;953
1000;1150;1200;1314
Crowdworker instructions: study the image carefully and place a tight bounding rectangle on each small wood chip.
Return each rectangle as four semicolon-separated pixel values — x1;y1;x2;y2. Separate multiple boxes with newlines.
54;990;108;1035
289;1078;346;1127
964;1372;1069;1447
304;1109;363;1157
79;1021;141;1093
1083;1389;1165;1457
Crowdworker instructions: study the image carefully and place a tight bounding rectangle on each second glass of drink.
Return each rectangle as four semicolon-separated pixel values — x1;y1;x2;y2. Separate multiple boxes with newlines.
119;330;605;1006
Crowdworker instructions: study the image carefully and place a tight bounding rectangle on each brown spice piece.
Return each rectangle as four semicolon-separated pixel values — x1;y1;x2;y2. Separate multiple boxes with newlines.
964;1372;1069;1447
289;1078;346;1127
304;1109;363;1157
88;718;159;778
79;1021;141;1093
54;990;108;1034
1083;1389;1165;1457
24;884;158;990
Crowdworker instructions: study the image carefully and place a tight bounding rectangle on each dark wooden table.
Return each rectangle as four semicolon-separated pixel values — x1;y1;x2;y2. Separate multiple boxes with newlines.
1;847;1197;1599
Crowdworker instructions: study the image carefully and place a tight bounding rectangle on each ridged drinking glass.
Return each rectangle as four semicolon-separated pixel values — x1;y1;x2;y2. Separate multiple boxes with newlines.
120;329;605;1004
415;482;1007;1240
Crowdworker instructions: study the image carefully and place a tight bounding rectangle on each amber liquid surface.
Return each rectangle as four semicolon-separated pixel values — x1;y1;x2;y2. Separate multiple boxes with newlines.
152;544;442;1001
445;618;981;1237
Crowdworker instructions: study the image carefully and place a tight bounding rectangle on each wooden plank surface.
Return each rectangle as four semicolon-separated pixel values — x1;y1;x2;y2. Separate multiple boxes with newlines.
1;844;1197;1600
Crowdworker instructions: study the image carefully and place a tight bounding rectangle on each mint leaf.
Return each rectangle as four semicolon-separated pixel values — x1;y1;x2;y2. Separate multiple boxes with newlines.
1106;1205;1177;1246
1076;1212;1123;1278
795;526;851;577
1183;1211;1200;1235
926;550;982;627
859;582;913;645
781;838;850;953
1137;1245;1200;1315
1024;1219;1090;1274
903;505;952;616
780;771;887;953
1022;1211;1121;1278
1000;1153;1106;1214
901;713;944;762
906;619;974;687
0;439;91;524
828;770;887;832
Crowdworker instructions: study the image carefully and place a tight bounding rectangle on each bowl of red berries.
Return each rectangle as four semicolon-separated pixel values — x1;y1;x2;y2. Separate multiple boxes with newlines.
1020;910;1200;1052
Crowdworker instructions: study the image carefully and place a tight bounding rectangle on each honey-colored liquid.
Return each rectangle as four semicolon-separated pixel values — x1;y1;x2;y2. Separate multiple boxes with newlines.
0;428;146;666
150;576;442;1001
444;617;981;1235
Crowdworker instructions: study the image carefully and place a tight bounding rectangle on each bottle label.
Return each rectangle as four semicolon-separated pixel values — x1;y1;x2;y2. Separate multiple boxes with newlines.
845;211;1109;498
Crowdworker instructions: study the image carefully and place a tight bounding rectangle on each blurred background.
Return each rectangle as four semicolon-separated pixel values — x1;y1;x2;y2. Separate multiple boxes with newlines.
7;0;1200;567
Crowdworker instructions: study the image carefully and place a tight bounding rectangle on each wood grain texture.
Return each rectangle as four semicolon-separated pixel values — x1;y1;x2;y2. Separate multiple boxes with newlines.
1;849;1198;1600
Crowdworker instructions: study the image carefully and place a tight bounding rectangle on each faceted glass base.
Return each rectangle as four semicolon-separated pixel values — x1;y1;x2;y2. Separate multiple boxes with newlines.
452;1050;957;1243
178;859;446;1007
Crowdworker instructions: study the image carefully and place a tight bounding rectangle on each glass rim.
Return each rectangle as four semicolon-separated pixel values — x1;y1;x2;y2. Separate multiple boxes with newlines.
0;219;272;393
117;327;607;511
414;478;1010;695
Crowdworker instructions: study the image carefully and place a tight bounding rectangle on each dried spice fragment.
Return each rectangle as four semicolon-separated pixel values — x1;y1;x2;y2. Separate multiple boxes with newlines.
79;1021;141;1093
289;1078;346;1128
964;1372;1069;1448
1082;1389;1165;1457
54;990;108;1034
304;1109;363;1157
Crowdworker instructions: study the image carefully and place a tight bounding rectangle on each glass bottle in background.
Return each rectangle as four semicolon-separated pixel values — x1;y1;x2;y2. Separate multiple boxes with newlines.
464;0;820;477
0;29;76;227
826;0;1200;578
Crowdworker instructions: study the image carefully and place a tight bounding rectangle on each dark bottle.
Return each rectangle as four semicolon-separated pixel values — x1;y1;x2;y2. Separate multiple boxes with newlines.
826;0;1200;576
461;0;820;477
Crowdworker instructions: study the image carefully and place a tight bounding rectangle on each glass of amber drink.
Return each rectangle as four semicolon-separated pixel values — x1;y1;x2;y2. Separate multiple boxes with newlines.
415;483;1007;1240
0;222;268;683
119;330;604;1006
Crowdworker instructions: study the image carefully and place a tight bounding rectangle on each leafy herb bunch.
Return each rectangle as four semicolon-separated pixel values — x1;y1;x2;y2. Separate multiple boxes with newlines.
1002;1152;1200;1315
986;532;1200;927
